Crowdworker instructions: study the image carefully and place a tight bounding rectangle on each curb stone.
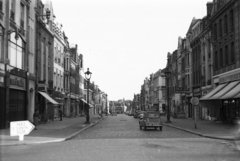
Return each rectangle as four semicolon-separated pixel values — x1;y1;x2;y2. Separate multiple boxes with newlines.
65;117;104;140
163;123;234;141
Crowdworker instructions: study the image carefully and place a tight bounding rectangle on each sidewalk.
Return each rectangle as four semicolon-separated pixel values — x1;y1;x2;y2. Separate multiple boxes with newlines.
0;115;104;146
162;116;240;141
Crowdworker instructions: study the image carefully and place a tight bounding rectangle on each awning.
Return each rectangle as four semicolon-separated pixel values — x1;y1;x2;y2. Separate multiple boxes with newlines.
81;99;93;107
209;81;239;100
200;83;227;100
220;82;240;99
234;92;240;98
38;91;59;105
81;99;87;104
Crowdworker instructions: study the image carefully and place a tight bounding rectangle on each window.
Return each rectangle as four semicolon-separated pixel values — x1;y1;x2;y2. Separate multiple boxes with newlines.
231;42;235;63
225;45;228;65
20;3;24;28
215;51;218;69
220;48;223;67
230;9;234;29
0;0;3;12
8;33;25;69
219;19;222;38
10;0;15;20
214;23;217;40
224;14;228;34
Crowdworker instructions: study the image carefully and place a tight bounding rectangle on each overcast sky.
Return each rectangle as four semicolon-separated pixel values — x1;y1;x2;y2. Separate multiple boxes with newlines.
51;0;210;101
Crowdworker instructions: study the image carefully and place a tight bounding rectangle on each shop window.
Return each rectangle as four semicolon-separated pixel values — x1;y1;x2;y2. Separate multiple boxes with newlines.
8;32;25;69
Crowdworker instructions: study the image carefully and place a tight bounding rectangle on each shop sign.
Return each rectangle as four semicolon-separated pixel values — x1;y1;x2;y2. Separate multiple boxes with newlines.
219;72;240;84
10;75;25;90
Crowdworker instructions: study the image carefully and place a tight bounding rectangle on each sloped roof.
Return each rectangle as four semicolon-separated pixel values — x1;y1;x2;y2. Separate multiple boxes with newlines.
186;17;200;34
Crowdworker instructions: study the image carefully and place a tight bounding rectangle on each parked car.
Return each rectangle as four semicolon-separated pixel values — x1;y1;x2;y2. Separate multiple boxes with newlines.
133;110;140;118
139;111;163;131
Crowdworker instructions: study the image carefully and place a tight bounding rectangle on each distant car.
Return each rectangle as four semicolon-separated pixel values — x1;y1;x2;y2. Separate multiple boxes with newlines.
111;112;117;116
139;111;163;131
133;111;139;118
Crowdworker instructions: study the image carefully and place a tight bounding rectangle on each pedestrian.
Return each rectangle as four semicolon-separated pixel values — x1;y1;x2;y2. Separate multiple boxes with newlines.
33;109;39;130
59;107;63;121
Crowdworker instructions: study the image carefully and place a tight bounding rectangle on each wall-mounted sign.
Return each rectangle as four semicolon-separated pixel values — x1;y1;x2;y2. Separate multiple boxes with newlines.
219;72;240;84
10;75;25;90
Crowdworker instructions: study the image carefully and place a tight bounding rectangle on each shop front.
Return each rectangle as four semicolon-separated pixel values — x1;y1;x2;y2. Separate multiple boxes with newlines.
53;91;64;119
200;71;240;123
0;63;5;129
38;91;59;122
9;74;27;122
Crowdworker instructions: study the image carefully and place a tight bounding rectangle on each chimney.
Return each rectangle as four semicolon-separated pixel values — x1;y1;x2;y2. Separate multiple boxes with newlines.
207;2;213;16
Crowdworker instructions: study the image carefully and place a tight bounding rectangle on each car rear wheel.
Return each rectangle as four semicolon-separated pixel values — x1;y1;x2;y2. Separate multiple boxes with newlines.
159;126;162;131
144;127;147;131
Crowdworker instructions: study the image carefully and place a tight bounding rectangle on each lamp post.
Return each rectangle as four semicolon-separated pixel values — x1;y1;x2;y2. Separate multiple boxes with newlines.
105;94;108;116
164;53;172;123
84;68;92;124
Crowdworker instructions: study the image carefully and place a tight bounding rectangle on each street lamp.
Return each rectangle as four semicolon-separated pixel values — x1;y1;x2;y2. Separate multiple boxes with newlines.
164;53;172;123
84;68;92;124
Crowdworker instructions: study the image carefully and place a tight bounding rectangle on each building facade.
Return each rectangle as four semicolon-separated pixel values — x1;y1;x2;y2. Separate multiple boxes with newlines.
200;0;240;123
53;19;65;118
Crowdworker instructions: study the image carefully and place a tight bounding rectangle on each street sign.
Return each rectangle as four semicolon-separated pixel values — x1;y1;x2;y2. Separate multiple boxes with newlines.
10;121;35;141
191;97;199;105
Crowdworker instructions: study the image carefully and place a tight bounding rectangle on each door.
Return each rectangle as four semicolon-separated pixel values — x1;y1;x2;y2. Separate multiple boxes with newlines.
9;89;26;122
0;88;6;129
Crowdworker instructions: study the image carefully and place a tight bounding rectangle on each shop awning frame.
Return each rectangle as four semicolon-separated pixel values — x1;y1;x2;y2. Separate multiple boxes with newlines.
220;82;240;99
209;81;239;100
200;83;227;101
38;91;59;105
81;99;93;107
81;98;87;104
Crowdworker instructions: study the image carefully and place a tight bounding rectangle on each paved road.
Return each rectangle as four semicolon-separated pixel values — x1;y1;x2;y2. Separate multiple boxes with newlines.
74;114;199;139
1;114;240;161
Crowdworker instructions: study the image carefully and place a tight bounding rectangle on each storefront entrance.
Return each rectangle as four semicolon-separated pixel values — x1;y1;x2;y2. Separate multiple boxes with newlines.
9;89;26;122
0;88;6;129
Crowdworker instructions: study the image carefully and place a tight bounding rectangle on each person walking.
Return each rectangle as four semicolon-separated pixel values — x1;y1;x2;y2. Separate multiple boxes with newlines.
59;107;63;121
33;109;39;130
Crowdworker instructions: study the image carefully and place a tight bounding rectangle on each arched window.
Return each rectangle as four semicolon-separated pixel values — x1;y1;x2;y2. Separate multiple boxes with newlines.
8;32;25;69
